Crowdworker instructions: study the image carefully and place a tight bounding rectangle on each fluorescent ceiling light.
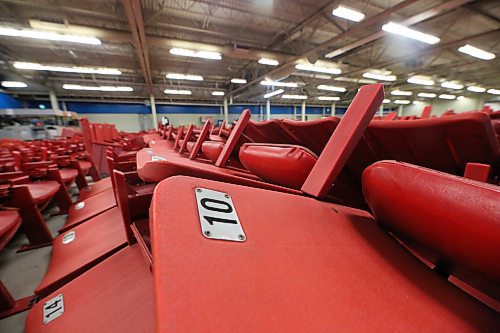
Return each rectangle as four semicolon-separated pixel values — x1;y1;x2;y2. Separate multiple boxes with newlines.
335;77;376;84
164;89;192;95
263;89;284;98
439;94;456;100
1;81;27;88
458;44;495;60
295;63;341;75
331;5;365;22
0;27;101;45
467;86;486;93
317;84;346;92
260;80;298;88
62;84;132;92
294;72;332;80
282;94;307;100
391;90;412;96
407;76;434;86
166;73;203;81
456;96;465;101
212;91;225;96
362;72;397;81
382;99;391;103
382;22;440;44
412;101;424;105
394;100;410;104
14;62;121;75
231;78;247;84
441;81;463;90
169;48;221;60
418;92;436;98
258;58;279;66
317;96;340;101
487;89;500;95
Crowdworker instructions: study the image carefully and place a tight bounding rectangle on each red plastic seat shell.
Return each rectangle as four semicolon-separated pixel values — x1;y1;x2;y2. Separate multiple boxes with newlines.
78;161;92;174
27;181;60;204
25;245;155;333
363;161;500;284
35;207;128;297
77;178;113;201
201;141;225;163
151;176;499;332
0;210;21;250
59;168;78;183
239;143;317;189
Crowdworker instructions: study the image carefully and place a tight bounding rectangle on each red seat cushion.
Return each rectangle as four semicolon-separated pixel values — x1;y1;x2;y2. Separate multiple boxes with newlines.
78;160;92;174
186;141;195;153
201;141;225;163
239;143;317;189
27;181;61;204
0;210;21;250
363;161;500;285
59;168;78;183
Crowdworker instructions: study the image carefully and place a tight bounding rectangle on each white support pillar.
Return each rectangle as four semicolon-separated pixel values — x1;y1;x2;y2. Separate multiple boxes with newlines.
293;105;297;119
259;104;263;121
49;91;59;111
398;105;403;117
331;102;336;117
150;94;158;129
379;103;384;116
62;101;68;111
266;99;271;121
229;95;233;105
223;96;229;124
301;100;306;121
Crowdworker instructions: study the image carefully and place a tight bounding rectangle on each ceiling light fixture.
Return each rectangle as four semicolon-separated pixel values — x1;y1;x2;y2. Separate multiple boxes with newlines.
466;86;486;93
260;80;298;88
331;5;365;22
14;62;121;75
295;63;341;75
394;100;411;104
417;92;437;98
317;96;340;101
456;96;465;101
166;73;203;81
439;94;456;100
317;84;346;92
1;81;27;88
487;89;500;95
441;81;463;90
382;99;391;103
407;76;435;86
412;101;424;105
263;89;284;98
231;78;247;84
282;94;307;100
164;89;192;95
258;58;279;66
62;84;132;92
458;44;495;60
169;48;222;60
0;27;101;45
362;72;397;81
382;22;440;44
212;91;225;96
391;90;412;96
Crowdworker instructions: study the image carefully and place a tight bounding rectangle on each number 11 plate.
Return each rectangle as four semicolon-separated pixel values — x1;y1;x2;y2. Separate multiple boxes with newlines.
195;188;246;242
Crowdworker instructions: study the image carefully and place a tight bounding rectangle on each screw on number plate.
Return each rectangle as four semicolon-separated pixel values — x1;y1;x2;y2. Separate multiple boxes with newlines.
196;188;202;193
238;234;245;240
224;194;230;198
204;230;211;236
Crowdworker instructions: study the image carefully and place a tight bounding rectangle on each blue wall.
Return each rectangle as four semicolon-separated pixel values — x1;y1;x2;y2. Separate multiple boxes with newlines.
0;92;23;108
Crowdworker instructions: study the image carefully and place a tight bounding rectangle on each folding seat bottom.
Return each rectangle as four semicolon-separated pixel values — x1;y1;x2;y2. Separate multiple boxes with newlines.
77;177;112;201
27;181;61;204
25;245;155;333
58;169;78;184
0;210;21;250
35;207;128;298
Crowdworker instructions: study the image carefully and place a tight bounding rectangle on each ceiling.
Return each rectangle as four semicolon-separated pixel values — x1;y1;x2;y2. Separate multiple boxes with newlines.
0;0;499;106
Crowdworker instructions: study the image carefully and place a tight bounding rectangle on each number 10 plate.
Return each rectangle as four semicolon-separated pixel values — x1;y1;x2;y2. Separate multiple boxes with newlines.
195;188;246;242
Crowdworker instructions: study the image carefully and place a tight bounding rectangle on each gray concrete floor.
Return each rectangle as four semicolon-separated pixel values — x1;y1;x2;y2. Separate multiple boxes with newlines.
0;185;79;333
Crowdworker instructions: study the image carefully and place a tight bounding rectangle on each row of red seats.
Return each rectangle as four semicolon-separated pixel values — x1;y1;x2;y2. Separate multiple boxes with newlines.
1;84;497;331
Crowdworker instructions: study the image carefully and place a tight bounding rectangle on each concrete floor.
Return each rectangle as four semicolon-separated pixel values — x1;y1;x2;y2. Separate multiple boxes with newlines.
0;186;78;333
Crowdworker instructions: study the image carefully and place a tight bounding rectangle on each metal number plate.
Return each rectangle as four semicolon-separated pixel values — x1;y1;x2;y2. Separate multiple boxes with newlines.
43;294;64;324
62;231;76;244
195;188;246;242
151;155;167;161
75;201;85;210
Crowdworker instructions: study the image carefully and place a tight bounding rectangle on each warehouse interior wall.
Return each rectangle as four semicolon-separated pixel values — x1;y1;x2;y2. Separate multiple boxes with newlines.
402;96;485;116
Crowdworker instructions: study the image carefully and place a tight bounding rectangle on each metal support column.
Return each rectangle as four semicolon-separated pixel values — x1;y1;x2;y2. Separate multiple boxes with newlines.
301;100;306;121
266;99;271;121
379;103;384;116
331;102;336;117
398;105;403;117
223;96;229;124
150;94;158;128
49;91;59;111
